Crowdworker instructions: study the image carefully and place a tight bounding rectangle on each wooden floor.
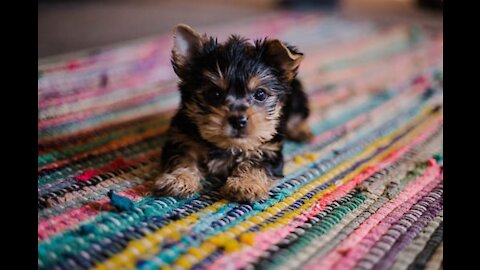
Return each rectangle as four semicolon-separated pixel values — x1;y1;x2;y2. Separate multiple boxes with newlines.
38;0;442;59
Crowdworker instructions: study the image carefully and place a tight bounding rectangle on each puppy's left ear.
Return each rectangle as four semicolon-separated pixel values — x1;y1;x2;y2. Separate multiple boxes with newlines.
172;24;204;77
263;39;304;80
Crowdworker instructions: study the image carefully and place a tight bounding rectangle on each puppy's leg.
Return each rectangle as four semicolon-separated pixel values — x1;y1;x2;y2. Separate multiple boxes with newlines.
154;140;204;198
155;165;203;198
221;162;271;202
285;78;313;142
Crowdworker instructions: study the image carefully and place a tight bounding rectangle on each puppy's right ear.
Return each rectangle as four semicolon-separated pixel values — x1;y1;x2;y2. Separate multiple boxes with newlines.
172;24;203;77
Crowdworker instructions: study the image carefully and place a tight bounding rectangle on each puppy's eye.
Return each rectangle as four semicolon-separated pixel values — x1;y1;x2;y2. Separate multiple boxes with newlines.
253;88;267;101
212;90;222;99
205;89;225;104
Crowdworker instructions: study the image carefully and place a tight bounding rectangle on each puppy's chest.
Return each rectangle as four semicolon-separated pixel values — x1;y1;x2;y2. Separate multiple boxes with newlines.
205;150;261;178
204;145;280;179
206;154;237;179
205;149;243;178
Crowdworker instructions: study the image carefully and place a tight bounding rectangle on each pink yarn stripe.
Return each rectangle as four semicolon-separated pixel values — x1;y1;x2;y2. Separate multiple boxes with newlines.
305;164;442;270
39;40;165;74
38;89;177;129
38;75;175;110
333;178;441;270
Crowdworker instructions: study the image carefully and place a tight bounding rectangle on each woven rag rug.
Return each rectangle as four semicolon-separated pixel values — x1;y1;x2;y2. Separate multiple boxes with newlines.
38;11;443;270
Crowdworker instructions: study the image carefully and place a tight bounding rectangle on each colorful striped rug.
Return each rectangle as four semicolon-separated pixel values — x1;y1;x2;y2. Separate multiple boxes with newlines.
38;11;443;270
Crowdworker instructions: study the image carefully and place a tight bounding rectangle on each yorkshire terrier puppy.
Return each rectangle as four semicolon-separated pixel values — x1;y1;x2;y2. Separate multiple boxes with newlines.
154;24;312;202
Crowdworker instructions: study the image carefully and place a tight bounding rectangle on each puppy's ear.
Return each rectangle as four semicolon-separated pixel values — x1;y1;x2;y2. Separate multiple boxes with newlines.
263;39;303;80
172;24;203;77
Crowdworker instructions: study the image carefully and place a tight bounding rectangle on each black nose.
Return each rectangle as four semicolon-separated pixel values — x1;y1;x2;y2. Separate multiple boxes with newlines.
228;115;248;129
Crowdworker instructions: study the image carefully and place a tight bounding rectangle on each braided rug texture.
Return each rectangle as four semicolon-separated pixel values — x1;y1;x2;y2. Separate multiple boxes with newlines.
38;11;443;270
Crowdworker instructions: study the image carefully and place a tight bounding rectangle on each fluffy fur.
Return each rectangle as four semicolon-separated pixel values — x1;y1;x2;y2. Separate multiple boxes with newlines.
154;24;312;202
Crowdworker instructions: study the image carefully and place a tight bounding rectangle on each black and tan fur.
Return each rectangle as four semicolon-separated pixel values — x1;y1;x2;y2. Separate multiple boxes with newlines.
154;24;312;202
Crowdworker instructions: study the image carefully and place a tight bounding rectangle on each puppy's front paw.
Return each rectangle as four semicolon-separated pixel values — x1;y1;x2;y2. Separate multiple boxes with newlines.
154;168;202;198
221;175;269;202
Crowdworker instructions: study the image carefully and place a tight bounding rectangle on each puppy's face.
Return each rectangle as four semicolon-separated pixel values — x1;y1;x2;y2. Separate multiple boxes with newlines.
171;24;303;152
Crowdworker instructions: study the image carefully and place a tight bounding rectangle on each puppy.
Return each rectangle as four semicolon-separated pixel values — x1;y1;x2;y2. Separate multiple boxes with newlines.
154;24;312;202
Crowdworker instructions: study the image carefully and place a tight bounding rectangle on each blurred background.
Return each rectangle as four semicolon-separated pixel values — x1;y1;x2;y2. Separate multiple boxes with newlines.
38;0;442;58
37;1;444;268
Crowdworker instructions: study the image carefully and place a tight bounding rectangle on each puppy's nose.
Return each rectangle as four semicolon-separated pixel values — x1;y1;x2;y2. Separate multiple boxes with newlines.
228;115;248;130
